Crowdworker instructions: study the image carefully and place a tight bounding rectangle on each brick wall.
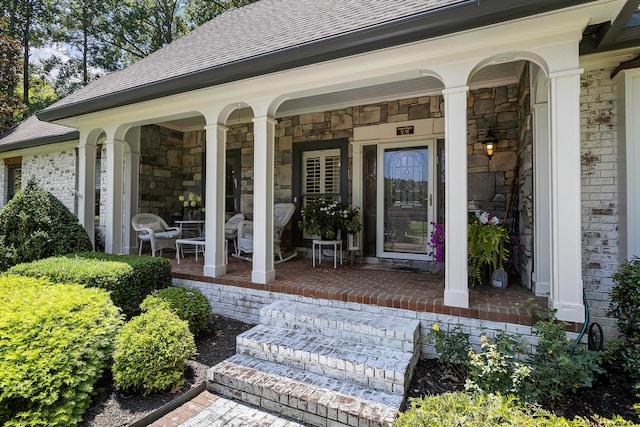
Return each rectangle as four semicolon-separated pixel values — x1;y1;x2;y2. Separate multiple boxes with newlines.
22;148;77;213
580;67;620;340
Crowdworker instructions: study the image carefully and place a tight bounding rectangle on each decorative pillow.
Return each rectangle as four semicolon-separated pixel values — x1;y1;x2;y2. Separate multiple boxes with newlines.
145;221;164;233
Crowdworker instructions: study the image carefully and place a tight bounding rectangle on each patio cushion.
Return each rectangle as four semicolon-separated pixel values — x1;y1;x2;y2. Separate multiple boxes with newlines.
145;221;165;233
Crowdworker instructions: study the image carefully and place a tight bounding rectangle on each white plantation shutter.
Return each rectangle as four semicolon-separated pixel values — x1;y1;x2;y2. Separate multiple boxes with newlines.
301;149;342;239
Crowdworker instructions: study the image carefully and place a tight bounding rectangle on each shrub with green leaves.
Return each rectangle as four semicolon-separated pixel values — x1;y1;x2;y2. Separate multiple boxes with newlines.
530;317;605;405
7;252;171;318
465;331;534;401
112;306;196;396
610;257;640;380
0;178;93;271
394;392;635;427
426;323;470;380
0;275;123;427
141;286;212;334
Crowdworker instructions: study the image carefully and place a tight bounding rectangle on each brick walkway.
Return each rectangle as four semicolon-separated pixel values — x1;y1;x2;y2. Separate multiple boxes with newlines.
169;254;549;327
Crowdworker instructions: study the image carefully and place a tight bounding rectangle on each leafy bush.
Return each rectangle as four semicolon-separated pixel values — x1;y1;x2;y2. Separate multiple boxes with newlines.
610;257;640;380
530;317;605;405
141;286;211;334
7;252;171;318
0;178;93;271
426;323;470;380
0;275;123;427
112;306;196;396
394;392;635;427
465;332;534;401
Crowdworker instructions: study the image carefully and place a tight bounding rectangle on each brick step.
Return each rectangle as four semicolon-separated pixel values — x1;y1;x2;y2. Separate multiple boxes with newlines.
260;301;420;353
208;354;401;427
236;324;416;395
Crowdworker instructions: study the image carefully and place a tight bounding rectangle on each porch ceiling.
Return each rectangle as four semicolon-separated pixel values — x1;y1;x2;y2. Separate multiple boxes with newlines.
157;61;525;131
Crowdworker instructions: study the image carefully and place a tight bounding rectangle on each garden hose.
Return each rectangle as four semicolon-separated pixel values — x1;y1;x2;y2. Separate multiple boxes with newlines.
570;291;589;356
570;291;604;354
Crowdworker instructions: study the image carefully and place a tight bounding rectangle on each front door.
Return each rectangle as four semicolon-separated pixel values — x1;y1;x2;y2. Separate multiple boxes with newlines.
377;141;434;260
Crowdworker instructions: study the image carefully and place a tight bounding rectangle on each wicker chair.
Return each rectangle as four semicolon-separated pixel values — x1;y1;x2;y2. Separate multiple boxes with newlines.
132;213;182;256
237;203;296;262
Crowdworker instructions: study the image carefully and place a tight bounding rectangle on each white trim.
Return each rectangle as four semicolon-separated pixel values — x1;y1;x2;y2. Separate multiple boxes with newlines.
0;140;78;158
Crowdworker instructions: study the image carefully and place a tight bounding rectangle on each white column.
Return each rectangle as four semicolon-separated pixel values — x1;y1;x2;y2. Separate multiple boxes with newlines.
104;139;124;254
443;86;469;309
203;124;227;277
533;101;551;296
123;129;140;254
251;116;276;284
77;138;96;247
548;69;585;322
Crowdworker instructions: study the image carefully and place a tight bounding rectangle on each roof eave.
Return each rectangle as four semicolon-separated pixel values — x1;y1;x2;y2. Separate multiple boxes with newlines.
36;0;597;123
0;131;79;153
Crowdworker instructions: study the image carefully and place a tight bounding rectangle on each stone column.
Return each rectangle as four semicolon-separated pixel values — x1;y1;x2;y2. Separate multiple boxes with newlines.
251;116;276;284
104;139;124;254
443;86;470;309
204;124;228;277
77;134;96;247
548;69;585;322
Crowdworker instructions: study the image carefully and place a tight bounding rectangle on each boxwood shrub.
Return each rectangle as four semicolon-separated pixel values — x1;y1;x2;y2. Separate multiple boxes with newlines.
0;275;123;427
112;306;196;396
610;257;640;380
394;392;635;427
141;286;212;334
0;178;93;271
6;253;171;318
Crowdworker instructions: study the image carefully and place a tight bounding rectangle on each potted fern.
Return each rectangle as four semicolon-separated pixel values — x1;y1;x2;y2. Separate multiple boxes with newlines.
468;212;510;287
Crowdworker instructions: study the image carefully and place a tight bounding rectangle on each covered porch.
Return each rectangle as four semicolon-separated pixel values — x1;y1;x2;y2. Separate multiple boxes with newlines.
168;254;553;329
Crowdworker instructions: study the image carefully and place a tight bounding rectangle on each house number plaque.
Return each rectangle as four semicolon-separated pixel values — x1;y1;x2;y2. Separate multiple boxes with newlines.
396;126;414;135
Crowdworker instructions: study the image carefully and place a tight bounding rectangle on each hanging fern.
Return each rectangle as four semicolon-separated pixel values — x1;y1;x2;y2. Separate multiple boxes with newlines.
468;223;510;287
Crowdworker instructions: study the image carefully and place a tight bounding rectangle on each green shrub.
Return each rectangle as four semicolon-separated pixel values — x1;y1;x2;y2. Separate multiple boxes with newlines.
425;323;470;380
530;317;605;405
112;306;196;396
0;275;123;427
7;253;171;318
0;178;93;271
141;286;212;334
610;257;640;380
394;392;635;427
465;332;534;401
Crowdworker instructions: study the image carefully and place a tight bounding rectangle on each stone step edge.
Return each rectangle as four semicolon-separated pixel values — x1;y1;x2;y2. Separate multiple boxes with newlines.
237;325;416;394
261;301;420;347
207;354;400;426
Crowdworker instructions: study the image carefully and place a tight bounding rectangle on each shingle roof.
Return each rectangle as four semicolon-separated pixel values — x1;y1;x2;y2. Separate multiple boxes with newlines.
38;0;465;116
0;115;78;152
37;0;597;121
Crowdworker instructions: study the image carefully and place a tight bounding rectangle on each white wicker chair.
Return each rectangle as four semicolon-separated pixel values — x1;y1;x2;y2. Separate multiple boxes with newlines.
224;213;245;255
132;213;182;256
237;203;296;262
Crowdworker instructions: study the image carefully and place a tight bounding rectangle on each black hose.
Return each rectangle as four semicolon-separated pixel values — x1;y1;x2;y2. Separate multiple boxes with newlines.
571;291;589;355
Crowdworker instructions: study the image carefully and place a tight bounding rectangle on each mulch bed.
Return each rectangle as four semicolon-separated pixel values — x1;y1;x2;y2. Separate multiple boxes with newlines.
81;315;639;426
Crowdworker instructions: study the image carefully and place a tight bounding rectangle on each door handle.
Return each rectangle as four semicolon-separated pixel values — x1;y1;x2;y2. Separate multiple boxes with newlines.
429;194;432;206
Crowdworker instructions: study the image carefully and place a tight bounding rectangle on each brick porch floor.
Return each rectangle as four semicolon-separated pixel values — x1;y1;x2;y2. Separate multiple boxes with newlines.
167;253;549;327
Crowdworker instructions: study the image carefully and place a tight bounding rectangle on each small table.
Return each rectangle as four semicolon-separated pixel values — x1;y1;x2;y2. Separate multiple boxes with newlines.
312;239;343;269
176;237;228;264
175;220;205;237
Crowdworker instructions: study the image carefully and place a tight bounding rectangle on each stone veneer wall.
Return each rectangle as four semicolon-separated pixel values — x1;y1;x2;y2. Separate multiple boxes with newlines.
580;67;620;340
139;125;187;221
516;65;534;289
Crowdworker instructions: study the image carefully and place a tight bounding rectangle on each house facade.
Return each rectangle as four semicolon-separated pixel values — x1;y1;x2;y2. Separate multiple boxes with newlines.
1;0;639;342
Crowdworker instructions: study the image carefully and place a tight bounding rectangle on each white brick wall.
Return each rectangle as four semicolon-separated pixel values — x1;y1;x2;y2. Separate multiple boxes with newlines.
580;67;620;341
21;149;78;213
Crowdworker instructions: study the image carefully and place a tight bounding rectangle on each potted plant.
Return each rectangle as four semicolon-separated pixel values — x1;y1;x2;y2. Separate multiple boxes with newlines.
179;192;204;219
298;196;361;241
468;211;510;287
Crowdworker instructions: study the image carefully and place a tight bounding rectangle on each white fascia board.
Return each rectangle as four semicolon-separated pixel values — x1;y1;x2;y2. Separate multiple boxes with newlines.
0;140;79;159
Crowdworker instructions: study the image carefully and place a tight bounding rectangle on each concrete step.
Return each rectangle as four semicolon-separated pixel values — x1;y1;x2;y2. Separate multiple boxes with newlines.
236;324;416;395
208;354;401;427
260;301;420;353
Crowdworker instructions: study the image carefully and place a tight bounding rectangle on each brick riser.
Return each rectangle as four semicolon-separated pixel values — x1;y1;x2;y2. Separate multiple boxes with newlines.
209;355;399;427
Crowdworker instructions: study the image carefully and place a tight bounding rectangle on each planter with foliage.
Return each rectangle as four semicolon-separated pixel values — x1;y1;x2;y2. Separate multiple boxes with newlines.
468;212;510;287
298;196;361;241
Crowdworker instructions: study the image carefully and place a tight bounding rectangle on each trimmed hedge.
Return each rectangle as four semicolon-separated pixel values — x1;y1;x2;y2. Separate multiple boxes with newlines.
394;392;635;427
112;306;196;396
0;178;93;271
141;286;212;335
0;275;123;427
6;253;171;318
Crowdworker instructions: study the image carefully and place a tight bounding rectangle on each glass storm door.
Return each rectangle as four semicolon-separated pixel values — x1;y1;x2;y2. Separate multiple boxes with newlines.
377;142;434;260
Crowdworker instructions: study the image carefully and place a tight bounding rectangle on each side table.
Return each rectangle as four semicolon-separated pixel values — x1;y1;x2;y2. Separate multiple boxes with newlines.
312;239;343;269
